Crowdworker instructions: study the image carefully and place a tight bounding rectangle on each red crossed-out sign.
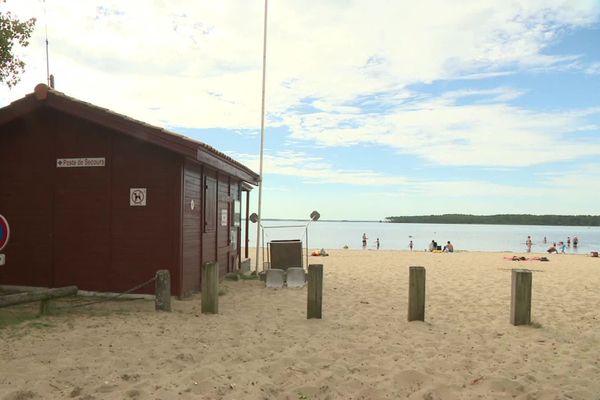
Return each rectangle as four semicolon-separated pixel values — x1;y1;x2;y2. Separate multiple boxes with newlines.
0;214;9;251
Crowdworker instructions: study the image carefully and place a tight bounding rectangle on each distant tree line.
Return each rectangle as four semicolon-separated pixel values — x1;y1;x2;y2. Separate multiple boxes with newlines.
385;214;600;226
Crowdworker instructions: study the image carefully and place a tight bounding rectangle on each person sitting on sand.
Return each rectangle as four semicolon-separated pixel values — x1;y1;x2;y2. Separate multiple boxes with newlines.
443;241;454;252
547;243;558;254
428;240;435;252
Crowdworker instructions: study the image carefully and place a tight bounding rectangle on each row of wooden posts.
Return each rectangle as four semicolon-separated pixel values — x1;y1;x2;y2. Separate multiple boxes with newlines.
156;263;325;317
408;266;533;325
1;263;532;326
181;263;531;326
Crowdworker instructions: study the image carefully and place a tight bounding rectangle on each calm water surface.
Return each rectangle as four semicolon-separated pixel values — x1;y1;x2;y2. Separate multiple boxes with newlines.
244;220;600;253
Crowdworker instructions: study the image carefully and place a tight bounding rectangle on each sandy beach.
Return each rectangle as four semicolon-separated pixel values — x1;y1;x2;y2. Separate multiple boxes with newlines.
1;249;600;399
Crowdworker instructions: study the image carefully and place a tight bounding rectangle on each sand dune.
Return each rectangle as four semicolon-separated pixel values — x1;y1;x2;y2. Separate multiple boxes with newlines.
1;249;600;399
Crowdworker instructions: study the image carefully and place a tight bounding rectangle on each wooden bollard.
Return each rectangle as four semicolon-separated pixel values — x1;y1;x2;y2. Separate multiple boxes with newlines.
155;270;171;312
307;264;323;319
510;269;532;325
408;266;426;321
201;262;219;314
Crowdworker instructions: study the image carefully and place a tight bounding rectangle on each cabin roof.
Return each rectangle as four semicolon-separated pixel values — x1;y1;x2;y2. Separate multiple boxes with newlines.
0;84;259;185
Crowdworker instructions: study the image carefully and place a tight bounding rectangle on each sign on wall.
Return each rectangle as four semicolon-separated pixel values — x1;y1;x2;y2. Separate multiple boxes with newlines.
0;214;9;252
56;157;105;168
130;188;147;206
221;208;228;226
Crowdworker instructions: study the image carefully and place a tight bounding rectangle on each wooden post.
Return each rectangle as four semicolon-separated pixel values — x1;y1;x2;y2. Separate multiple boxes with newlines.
307;264;323;319
510;269;532;325
0;286;77;308
155;270;171;312
202;262;219;314
408;266;426;321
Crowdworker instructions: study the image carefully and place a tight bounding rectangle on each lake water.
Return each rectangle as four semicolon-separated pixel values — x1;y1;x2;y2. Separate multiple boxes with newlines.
243;220;600;253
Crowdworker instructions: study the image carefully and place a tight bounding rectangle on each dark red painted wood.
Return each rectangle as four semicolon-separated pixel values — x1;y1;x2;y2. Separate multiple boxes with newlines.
181;162;202;296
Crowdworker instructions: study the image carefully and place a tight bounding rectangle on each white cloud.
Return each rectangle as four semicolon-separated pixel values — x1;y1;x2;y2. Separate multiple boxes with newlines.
585;62;600;74
2;0;599;126
283;90;600;167
232;150;411;186
2;0;599;176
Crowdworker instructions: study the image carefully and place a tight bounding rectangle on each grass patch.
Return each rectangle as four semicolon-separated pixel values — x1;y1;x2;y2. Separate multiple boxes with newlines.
0;301;44;329
529;320;543;329
0;312;41;329
218;286;228;296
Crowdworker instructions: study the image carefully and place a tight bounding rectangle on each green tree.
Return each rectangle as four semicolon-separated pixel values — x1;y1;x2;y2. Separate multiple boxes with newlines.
0;2;35;87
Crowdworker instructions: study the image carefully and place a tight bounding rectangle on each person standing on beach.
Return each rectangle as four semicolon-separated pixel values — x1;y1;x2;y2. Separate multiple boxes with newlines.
376;238;380;249
573;236;579;247
362;233;367;249
567;237;571;247
526;236;532;253
409;240;413;251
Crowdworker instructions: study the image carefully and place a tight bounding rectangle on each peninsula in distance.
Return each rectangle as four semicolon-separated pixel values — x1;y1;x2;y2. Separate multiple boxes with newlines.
385;214;600;226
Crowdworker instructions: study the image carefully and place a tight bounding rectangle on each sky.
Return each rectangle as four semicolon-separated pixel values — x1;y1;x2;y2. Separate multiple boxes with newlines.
2;0;600;220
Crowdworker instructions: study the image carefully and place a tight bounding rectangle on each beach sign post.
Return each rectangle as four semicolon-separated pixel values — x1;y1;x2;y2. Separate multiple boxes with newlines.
408;266;426;321
307;264;323;319
510;269;532;326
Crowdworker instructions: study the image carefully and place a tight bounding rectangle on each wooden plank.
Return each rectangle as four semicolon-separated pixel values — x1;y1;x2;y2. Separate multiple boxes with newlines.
201;262;219;314
307;264;323;319
0;286;77;308
155;270;171;312
408;266;426;321
510;269;532;325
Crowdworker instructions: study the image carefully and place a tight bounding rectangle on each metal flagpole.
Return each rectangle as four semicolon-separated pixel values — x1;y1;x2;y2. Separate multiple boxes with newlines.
255;0;268;272
44;0;50;86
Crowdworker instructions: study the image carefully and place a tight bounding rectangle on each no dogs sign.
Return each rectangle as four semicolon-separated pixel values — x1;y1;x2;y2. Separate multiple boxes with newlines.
0;214;10;251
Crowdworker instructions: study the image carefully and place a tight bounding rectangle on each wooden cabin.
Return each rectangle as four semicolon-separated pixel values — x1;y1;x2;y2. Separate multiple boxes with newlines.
0;84;258;297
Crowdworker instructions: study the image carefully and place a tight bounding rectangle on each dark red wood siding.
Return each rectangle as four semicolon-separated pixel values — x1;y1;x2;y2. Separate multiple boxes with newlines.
52;114;111;291
109;129;181;295
181;162;202;296
0;109;182;295
0;111;54;287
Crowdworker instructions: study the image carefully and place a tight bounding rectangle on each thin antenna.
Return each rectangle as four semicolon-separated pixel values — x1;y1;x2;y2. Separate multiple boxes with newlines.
43;0;51;87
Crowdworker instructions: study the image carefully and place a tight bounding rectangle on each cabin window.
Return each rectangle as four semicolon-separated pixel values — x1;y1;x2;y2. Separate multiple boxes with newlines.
233;200;241;227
